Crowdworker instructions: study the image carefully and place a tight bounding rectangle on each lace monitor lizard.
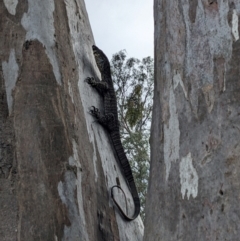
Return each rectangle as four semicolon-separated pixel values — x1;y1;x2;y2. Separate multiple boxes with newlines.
85;45;140;221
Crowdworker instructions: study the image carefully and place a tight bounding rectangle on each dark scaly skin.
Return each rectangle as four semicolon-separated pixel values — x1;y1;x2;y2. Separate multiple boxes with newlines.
85;45;140;221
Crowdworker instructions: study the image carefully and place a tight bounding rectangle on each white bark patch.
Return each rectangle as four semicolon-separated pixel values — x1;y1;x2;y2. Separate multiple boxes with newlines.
57;139;89;241
21;0;61;84
3;0;18;15
65;0;98;181
2;49;19;114
180;153;199;200
173;71;188;99
68;80;74;104
70;140;86;226
164;87;180;180
232;9;239;41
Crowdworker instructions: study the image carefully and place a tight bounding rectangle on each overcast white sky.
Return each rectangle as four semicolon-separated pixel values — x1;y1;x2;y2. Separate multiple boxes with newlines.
84;0;154;60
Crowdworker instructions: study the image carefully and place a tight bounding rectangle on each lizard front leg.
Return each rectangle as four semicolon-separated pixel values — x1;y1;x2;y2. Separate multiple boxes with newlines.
85;77;109;93
90;106;114;127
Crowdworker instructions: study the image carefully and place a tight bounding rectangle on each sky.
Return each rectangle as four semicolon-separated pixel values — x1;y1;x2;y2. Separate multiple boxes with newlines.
84;0;154;60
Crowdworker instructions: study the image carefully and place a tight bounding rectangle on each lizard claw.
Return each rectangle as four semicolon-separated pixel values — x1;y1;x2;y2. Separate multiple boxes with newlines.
89;106;100;116
85;77;95;84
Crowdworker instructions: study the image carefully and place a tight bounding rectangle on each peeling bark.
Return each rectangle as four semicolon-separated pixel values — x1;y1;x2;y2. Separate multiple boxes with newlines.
144;1;240;240
0;1;143;240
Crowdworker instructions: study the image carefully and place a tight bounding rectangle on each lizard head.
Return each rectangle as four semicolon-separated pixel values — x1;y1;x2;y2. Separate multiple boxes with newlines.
92;45;111;75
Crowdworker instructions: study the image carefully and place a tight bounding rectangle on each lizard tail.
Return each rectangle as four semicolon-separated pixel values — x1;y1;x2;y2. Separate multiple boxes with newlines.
110;131;141;221
111;185;140;221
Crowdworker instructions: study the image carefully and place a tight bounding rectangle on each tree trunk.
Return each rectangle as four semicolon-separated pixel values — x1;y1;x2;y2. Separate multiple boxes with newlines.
0;1;143;240
144;1;240;240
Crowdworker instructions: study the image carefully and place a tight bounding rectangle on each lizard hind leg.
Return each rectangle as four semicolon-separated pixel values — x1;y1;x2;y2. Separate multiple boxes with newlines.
89;106;115;127
89;106;101;119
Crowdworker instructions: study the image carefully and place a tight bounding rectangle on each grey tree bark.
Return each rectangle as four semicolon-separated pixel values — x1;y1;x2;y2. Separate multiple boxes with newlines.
0;1;143;240
144;1;240;240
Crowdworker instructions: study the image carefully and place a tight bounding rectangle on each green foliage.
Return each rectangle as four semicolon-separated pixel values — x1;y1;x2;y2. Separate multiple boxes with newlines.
125;84;143;128
111;50;153;220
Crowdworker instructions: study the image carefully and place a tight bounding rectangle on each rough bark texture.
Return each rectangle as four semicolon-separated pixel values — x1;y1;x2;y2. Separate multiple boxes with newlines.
0;1;143;240
144;1;240;241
